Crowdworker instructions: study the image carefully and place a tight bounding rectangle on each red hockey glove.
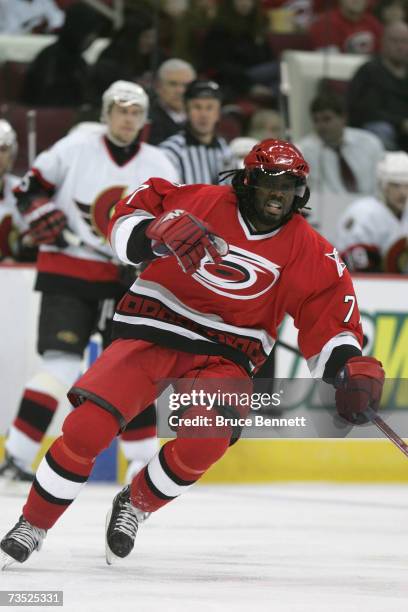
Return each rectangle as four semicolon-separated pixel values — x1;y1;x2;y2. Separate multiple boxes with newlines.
145;209;228;274
23;197;67;246
334;356;385;424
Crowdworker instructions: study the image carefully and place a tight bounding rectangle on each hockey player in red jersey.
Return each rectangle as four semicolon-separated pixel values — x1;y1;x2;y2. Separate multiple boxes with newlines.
0;139;385;568
0;81;179;487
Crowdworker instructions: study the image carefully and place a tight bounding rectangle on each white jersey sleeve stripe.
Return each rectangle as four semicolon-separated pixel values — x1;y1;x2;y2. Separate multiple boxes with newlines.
111;210;155;265
307;332;362;378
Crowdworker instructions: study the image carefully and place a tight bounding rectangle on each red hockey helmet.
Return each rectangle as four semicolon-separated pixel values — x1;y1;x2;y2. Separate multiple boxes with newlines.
244;139;309;179
241;139;310;211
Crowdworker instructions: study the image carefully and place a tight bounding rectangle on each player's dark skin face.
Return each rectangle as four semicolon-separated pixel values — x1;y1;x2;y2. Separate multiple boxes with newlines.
248;174;297;231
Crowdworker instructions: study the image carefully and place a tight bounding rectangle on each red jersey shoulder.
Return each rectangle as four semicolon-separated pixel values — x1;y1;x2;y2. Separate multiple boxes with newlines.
110;179;234;229
285;215;349;284
162;183;233;218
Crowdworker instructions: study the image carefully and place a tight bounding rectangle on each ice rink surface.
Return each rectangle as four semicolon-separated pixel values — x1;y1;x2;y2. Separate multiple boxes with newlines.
1;483;408;612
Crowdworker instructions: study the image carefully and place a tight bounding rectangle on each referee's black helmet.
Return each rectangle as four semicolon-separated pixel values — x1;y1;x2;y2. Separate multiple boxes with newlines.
184;80;223;102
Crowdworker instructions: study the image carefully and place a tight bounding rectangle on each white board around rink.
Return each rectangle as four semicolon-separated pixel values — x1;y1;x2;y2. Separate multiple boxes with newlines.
1;266;407;434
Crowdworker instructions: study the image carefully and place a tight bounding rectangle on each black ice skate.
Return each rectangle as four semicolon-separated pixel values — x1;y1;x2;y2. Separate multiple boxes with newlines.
1;516;47;569
0;452;34;483
105;485;149;565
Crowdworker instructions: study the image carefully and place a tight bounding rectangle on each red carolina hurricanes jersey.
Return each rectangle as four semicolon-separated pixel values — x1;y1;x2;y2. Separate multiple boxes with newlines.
109;178;363;376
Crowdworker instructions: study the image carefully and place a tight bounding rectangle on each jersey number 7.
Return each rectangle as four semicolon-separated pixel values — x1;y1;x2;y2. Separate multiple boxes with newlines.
343;295;356;323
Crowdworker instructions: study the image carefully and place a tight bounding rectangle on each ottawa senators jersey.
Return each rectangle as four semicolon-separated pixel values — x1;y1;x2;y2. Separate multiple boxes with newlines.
109;178;363;376
336;196;408;273
16;130;179;297
0;173;26;260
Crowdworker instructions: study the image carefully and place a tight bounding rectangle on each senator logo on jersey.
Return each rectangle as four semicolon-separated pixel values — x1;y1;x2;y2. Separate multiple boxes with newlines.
193;245;281;300
75;185;127;240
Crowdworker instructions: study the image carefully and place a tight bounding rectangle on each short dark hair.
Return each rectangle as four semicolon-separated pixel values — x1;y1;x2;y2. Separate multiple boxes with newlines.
310;92;346;116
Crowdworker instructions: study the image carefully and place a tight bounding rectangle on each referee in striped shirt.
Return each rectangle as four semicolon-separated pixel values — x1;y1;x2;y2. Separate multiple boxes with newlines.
159;80;236;185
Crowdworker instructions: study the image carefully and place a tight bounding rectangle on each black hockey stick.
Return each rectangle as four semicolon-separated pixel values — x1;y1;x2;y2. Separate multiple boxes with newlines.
363;406;408;459
275;339;301;355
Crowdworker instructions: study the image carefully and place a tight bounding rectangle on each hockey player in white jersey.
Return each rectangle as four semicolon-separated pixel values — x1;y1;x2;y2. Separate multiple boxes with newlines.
0;120;32;261
336;152;408;273
0;81;179;486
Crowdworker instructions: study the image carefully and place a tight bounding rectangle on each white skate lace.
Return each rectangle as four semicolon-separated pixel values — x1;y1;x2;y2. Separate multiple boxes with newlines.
10;520;46;553
115;503;149;538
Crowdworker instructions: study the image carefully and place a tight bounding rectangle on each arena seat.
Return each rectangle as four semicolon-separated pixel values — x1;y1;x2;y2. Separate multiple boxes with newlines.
0;61;29;102
268;32;312;59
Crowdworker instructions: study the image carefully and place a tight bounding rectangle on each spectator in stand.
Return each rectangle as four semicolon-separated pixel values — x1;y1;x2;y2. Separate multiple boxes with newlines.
159;80;235;184
309;0;383;54
146;58;196;145
153;0;188;57
347;21;408;151
248;109;284;141
89;8;167;99
312;0;380;11
374;0;408;25
0;0;64;34
297;92;384;195
170;0;217;64
200;0;279;100
264;0;314;32
21;2;107;107
161;0;189;15
263;0;378;15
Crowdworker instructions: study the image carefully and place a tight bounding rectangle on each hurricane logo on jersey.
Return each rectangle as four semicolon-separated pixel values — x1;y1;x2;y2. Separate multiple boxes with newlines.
193;245;280;300
75;185;127;240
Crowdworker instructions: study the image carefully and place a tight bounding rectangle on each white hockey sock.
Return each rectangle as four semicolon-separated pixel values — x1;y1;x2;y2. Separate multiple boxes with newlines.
120;437;160;483
6;351;81;470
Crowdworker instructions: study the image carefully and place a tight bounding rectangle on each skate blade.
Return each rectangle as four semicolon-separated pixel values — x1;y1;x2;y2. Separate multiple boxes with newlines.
1;550;17;570
104;509;115;565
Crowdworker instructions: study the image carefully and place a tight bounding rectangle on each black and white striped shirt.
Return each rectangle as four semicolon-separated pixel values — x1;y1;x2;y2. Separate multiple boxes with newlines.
159;129;236;185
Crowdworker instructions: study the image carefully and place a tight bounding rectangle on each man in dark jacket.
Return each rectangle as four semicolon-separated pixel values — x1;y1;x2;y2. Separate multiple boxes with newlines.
147;58;196;145
347;21;408;151
21;2;107;107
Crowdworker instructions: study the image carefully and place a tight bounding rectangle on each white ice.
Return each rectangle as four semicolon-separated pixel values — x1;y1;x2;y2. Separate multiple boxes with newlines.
1;483;408;612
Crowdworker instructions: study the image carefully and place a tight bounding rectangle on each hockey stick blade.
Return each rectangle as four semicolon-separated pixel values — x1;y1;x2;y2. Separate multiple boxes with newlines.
364;406;408;459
